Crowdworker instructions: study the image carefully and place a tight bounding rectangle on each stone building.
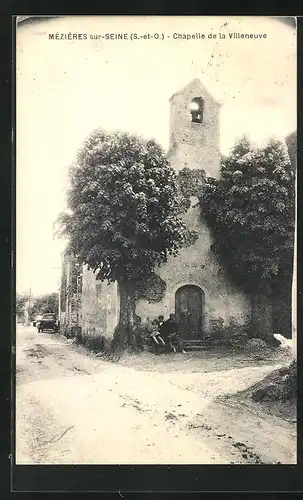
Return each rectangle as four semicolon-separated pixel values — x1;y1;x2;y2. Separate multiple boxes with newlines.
60;250;119;340
59;251;83;337
80;270;119;341
136;79;251;337
60;79;296;343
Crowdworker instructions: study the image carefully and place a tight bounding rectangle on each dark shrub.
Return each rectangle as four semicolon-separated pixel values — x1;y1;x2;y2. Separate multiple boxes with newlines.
209;316;248;347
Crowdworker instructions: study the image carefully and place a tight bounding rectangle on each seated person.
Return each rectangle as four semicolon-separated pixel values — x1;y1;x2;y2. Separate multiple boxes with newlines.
155;315;165;329
150;317;165;345
171;334;186;354
160;313;185;353
159;313;176;350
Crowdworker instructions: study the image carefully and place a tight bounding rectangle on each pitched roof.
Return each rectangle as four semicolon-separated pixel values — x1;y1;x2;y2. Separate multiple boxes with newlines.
169;78;221;105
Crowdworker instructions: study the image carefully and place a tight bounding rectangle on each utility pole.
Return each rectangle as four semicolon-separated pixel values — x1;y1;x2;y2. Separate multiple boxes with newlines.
51;266;61;321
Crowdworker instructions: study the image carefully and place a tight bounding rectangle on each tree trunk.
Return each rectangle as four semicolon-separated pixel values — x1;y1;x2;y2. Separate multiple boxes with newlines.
251;292;274;341
115;279;135;348
273;287;292;338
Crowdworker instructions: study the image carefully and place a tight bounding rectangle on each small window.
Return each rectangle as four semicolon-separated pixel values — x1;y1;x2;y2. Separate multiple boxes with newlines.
77;275;83;294
190;97;204;124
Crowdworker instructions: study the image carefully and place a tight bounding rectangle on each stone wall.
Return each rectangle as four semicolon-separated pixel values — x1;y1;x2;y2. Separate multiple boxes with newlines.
81;266;119;340
135;197;251;330
59;251;82;337
168;79;221;178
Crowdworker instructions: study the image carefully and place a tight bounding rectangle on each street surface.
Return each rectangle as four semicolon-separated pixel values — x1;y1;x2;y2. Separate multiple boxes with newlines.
15;326;296;464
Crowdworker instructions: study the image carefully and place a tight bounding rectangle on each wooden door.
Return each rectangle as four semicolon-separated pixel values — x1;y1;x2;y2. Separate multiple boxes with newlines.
175;285;203;339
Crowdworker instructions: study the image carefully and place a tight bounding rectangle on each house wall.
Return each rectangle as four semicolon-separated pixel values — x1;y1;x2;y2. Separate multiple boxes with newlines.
81;266;119;340
59;251;82;336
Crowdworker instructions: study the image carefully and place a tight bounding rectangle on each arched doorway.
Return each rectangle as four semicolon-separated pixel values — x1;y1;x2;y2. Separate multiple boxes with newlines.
175;285;204;338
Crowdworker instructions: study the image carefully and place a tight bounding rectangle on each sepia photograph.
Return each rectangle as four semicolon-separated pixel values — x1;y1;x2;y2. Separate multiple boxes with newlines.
15;15;297;466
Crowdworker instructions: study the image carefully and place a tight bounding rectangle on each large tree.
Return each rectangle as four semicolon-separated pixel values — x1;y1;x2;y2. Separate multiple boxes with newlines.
57;129;195;347
200;136;295;339
16;293;29;320
30;293;59;319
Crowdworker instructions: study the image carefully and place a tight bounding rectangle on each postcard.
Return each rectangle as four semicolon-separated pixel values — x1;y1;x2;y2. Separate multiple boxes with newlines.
15;15;297;472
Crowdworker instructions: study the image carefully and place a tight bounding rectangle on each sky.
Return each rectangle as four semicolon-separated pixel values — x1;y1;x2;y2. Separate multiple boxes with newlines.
16;16;296;296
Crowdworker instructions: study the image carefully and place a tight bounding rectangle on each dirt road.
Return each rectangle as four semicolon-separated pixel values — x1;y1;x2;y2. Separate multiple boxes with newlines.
15;326;296;465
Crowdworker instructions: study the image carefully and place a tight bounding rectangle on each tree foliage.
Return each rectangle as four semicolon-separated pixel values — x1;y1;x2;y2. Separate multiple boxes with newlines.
57;130;192;281
176;167;206;212
30;293;59;319
16;292;59;321
134;273;167;303
200;136;295;296
57;129;196;344
16;293;29;318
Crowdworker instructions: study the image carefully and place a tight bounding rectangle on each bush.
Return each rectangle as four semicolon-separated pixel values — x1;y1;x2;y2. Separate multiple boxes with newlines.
132;324;153;351
75;326;112;353
251;360;297;402
208;315;282;350
62;325;78;339
245;338;268;350
243;337;272;357
84;335;106;352
208;316;249;347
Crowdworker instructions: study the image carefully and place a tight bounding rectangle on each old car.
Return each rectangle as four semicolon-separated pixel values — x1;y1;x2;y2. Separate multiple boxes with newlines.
37;313;58;333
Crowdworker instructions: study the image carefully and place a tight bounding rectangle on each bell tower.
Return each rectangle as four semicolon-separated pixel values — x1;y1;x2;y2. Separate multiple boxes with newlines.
135;78;251;333
168;78;221;179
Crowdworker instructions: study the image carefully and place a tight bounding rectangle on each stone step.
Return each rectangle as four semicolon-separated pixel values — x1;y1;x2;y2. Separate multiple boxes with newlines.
182;340;211;346
182;338;212;351
183;345;211;351
181;338;210;343
183;342;208;346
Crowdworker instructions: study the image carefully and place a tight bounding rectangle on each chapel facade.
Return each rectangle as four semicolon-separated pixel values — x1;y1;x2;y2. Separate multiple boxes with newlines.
135;79;251;338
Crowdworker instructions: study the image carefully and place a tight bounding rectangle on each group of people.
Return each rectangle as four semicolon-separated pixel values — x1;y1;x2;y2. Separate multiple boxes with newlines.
134;313;185;353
